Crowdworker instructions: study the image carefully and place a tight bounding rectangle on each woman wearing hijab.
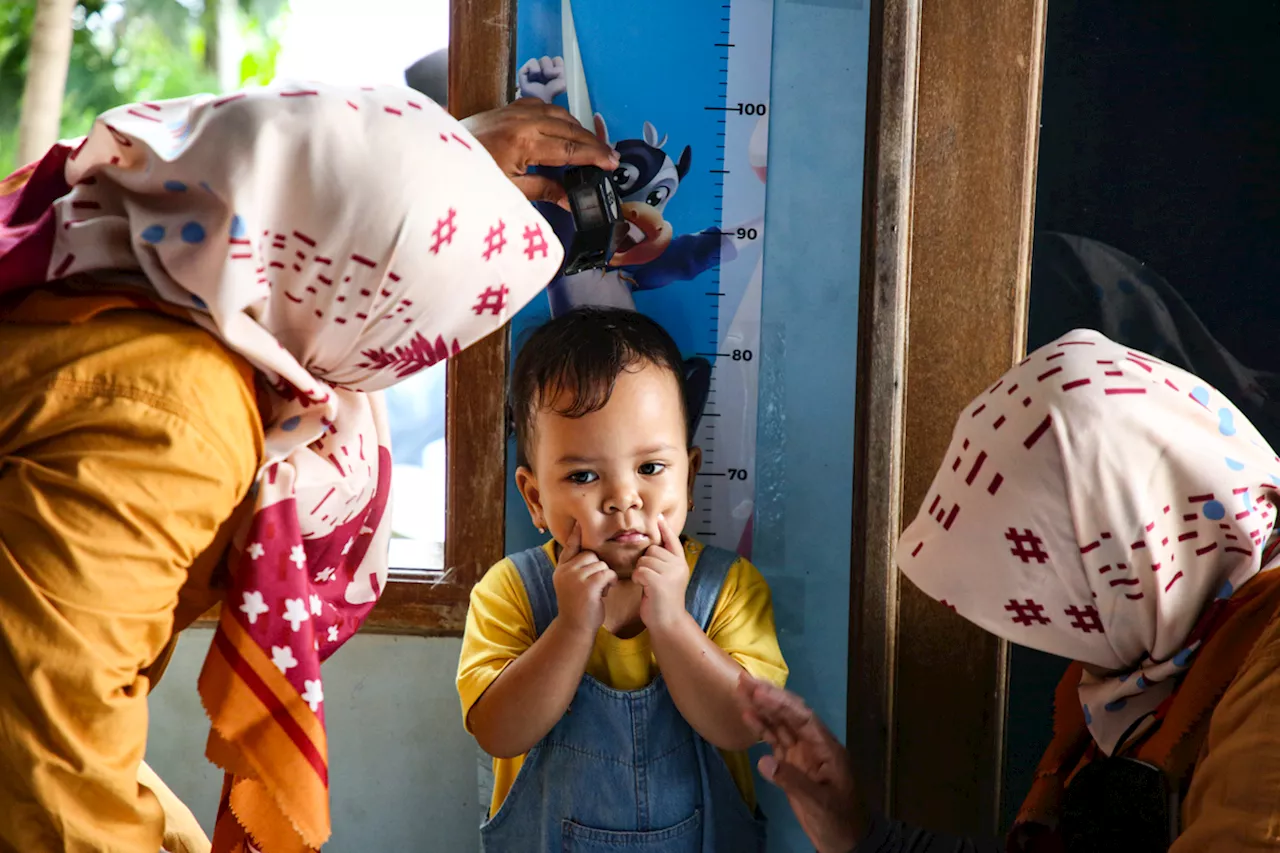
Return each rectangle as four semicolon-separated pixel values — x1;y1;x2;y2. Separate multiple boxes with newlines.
0;82;615;853
737;329;1280;851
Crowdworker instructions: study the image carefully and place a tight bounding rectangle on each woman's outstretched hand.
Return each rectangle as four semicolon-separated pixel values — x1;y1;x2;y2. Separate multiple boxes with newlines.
737;673;866;853
463;98;618;207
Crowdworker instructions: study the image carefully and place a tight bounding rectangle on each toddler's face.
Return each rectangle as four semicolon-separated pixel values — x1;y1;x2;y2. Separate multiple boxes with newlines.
516;361;700;578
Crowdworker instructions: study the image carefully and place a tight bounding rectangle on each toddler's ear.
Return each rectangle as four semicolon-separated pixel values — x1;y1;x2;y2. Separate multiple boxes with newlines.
686;447;703;502
515;466;546;531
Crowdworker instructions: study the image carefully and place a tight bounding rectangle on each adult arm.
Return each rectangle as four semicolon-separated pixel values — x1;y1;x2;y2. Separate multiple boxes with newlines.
464;99;619;207
137;761;211;853
737;675;1002;853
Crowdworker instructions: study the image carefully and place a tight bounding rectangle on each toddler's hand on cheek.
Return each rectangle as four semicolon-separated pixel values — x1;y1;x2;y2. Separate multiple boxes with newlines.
634;514;691;634
553;521;617;636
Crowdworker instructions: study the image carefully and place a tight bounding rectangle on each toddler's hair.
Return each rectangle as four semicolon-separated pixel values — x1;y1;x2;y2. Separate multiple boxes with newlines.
510;307;691;469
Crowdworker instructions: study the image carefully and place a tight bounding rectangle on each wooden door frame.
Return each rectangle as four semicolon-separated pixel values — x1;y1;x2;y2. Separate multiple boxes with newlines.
850;0;1047;835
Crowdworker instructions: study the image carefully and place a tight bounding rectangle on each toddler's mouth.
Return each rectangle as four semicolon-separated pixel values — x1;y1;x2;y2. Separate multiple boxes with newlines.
609;528;650;545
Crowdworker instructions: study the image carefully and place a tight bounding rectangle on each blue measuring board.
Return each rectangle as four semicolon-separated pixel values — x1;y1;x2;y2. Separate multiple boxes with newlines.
509;0;775;558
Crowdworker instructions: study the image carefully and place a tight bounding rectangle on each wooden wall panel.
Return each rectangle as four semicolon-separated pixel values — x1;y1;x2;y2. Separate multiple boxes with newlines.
848;0;918;817
852;0;1046;836
892;0;1045;834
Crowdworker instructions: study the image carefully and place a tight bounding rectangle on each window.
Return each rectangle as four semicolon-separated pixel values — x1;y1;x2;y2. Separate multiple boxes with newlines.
186;0;503;636
272;0;452;584
271;0;464;633
385;363;447;574
361;0;515;636
1006;0;1280;828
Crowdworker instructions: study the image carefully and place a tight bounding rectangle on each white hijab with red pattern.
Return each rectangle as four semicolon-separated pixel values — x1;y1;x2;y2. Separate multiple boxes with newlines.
31;80;561;718
898;329;1280;754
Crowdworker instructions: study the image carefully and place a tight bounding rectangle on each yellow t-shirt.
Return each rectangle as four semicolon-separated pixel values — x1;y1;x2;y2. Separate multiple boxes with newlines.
457;539;789;818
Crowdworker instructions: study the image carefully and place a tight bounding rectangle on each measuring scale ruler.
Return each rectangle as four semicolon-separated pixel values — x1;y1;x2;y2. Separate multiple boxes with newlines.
511;0;776;556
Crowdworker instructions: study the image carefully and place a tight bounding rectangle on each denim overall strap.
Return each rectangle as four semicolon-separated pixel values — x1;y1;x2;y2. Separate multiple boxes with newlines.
508;545;559;637
683;544;770;852
477;546;559;828
684;544;738;631
481;542;768;852
511;542;737;635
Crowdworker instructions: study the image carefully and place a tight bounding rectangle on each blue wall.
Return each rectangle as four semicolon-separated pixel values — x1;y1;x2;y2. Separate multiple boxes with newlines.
749;1;867;849
504;1;869;849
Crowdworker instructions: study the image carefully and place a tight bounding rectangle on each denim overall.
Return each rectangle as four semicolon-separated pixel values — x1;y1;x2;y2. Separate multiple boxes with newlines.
478;544;767;853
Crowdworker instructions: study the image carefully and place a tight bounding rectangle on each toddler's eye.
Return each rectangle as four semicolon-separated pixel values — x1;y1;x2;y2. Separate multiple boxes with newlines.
639;462;666;476
568;471;598;485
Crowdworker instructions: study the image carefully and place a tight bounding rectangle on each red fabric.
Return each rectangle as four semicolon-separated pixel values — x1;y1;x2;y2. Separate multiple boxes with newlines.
0;145;72;293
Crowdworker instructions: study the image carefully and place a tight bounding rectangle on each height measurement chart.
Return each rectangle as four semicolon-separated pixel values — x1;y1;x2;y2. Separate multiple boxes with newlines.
510;0;775;556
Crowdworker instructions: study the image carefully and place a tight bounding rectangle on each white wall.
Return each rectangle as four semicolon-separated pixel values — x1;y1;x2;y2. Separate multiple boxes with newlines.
146;630;481;852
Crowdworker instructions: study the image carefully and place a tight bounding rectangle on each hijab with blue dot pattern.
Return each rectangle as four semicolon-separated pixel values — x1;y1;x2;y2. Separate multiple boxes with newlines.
898;329;1280;755
5;81;563;850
